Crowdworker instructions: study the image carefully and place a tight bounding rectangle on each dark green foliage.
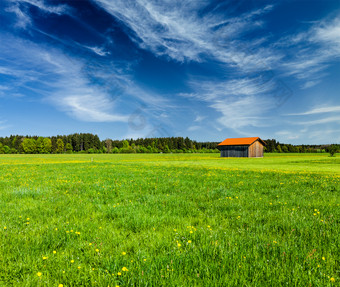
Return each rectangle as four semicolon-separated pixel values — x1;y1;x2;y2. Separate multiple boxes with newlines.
327;144;339;157
0;134;337;155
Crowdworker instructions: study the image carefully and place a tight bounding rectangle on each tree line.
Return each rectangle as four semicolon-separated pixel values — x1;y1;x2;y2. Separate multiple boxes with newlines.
263;139;339;154
0;134;219;154
0;134;338;154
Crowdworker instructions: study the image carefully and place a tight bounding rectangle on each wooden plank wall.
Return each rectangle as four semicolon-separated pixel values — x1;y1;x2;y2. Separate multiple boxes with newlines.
248;141;264;157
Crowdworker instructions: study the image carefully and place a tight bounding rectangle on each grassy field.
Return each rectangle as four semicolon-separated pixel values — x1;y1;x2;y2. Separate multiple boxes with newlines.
0;153;339;286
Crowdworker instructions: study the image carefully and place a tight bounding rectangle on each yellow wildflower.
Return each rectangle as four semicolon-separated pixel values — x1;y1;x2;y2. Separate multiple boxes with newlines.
117;272;121;276
122;267;128;271
71;260;74;263
122;252;126;255
37;272;42;277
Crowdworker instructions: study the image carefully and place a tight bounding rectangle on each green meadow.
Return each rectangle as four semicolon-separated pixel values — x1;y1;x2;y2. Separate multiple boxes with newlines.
0;153;339;286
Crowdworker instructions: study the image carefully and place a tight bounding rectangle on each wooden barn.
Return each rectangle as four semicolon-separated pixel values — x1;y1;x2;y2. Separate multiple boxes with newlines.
217;137;266;158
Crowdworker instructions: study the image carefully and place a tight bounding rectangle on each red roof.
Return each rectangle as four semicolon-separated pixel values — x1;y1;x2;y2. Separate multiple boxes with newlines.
218;137;266;146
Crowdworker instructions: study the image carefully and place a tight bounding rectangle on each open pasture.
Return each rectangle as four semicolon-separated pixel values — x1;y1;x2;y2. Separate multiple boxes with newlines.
0;153;339;286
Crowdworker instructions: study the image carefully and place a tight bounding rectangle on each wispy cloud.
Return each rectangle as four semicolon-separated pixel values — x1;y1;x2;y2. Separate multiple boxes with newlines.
281;16;340;88
5;3;31;29
194;115;206;123
0;31;173;126
0;34;130;123
182;76;278;130
275;130;300;140
93;0;277;70
84;46;110;57
188;125;200;132
5;0;69;29
298;116;340;126
288;105;340;116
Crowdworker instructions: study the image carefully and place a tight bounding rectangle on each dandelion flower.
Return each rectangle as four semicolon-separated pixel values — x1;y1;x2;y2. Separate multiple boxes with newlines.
144;259;147;262
322;257;325;261
122;252;126;255
58;284;63;287
71;260;74;263
177;243;181;247
117;272;121;276
330;278;335;282
37;272;42;277
53;251;56;254
3;227;6;230
188;240;192;243
43;256;48;260
122;267;128;272
77;266;81;269
95;249;99;252
89;243;92;246
189;231;193;234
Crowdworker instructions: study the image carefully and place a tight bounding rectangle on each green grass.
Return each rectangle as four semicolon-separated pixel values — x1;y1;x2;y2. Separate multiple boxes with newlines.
0;153;339;286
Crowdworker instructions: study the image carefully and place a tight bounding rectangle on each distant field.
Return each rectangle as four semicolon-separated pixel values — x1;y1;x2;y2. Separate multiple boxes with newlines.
0;153;339;286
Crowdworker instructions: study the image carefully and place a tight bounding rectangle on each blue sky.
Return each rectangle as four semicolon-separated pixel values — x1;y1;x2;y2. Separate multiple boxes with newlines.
0;0;340;144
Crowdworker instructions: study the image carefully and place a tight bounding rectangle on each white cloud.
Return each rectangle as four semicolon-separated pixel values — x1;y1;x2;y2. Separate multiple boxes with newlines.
288;105;340;116
10;0;68;15
5;0;69;29
56;94;128;122
0;33;173;125
194;115;206;122
281;16;340;88
0;35;129;123
188;125;200;132
6;3;31;29
275;130;300;140
183;76;277;130
84;46;110;57
298;116;340;126
93;0;277;70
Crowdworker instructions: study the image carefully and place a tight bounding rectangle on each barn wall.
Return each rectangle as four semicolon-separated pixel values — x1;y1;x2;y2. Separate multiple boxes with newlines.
248;141;264;157
219;145;248;157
